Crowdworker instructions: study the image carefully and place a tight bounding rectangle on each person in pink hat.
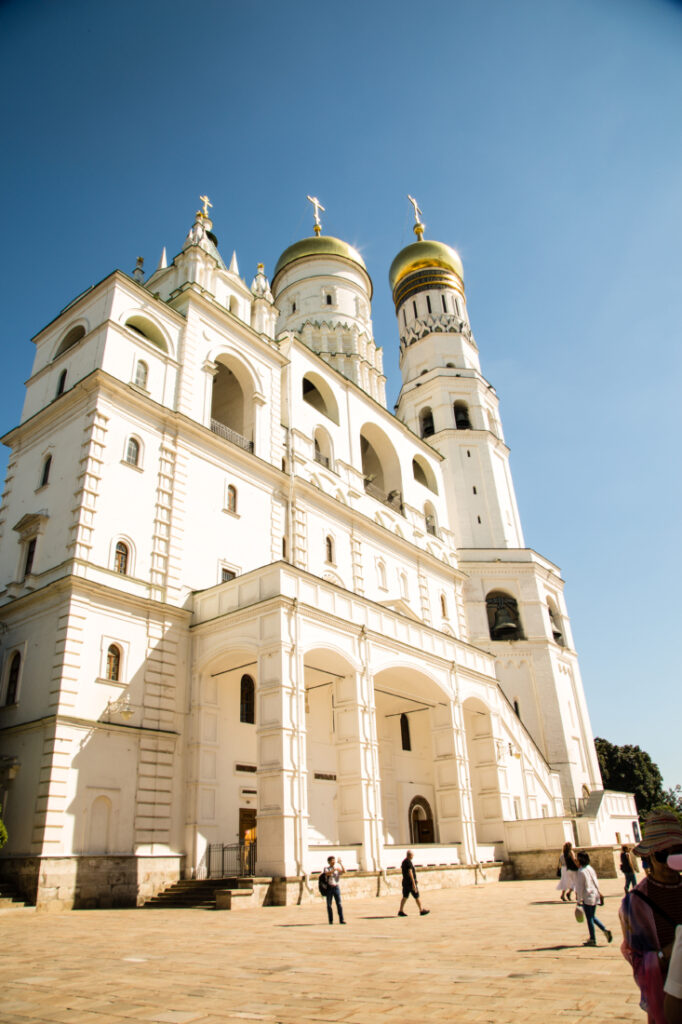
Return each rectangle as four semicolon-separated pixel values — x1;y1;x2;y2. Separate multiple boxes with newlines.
663;851;682;1024
619;811;682;1024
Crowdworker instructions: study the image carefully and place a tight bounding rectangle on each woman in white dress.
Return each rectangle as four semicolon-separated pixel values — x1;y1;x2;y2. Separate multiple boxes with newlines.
556;840;579;902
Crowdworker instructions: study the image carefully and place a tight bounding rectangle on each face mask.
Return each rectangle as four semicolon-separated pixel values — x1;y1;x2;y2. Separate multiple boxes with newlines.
668;853;682;871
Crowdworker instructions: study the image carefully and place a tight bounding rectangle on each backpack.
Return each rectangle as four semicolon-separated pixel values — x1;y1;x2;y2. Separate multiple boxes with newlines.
318;870;329;896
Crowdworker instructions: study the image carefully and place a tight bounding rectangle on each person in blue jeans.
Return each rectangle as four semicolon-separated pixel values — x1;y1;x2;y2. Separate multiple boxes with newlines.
574;851;613;946
619;844;638;893
324;855;346;924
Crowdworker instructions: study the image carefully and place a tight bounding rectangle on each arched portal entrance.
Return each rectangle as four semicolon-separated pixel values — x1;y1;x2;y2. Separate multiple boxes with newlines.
409;795;435;845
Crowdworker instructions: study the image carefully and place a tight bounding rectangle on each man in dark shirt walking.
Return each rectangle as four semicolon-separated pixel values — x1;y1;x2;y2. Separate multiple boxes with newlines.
398;849;430;917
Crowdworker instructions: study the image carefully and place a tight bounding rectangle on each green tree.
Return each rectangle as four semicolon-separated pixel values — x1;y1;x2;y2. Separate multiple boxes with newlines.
651;785;682;826
0;816;7;850
595;737;664;816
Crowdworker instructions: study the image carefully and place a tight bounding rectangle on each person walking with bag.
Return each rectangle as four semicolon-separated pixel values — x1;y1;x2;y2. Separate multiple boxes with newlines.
398;850;430;917
324;855;346;925
575;850;613;946
621;844;639;894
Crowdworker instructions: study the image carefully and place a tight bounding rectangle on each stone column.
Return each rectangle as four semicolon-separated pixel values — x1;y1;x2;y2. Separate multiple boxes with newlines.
255;605;309;877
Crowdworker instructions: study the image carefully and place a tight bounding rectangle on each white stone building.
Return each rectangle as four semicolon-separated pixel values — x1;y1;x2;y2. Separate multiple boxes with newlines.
0;200;636;907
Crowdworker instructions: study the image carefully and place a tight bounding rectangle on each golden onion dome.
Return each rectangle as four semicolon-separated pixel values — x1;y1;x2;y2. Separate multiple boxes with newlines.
272;235;371;294
388;238;464;294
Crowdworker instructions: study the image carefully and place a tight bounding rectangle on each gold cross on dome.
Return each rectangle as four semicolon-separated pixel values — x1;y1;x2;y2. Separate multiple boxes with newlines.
407;194;422;223
306;194;325;235
199;194;213;218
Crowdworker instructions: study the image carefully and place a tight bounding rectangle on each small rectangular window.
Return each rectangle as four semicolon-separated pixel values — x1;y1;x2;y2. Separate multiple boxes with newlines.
326;294;332;306
477;515;482;524
426;295;432;314
442;295;448;313
412;301;417;318
472;486;477;495
24;538;37;576
221;568;236;583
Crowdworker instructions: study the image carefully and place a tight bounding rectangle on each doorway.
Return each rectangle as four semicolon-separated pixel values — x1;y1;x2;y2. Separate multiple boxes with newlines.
409;796;435;844
239;808;257;874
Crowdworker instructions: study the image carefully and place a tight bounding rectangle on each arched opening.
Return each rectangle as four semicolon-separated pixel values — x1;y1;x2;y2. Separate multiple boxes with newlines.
40;455;52;488
313;427;333;470
210;357;255;450
125;438;140;467
114;542;129;575
360;423;403;513
409;795;435;845
56;369;67;397
226;484;238;514
5;652;21;705
55;324;85;358
240;674;255;724
325;535;334;564
419;407;435;438
486;591;524;641
377;560;386;589
125;315;168;351
547;602;565;646
106;645;121;682
135;361;148;389
440;593;448;618
87;795;112;854
302;374;339;424
412;456;438;494
454;401;471;430
424;501;438;537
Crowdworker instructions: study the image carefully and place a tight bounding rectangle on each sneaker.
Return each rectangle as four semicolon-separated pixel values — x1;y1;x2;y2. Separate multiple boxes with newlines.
420;909;430;916
583;938;596;946
340;921;346;925
605;929;613;943
398;911;407;917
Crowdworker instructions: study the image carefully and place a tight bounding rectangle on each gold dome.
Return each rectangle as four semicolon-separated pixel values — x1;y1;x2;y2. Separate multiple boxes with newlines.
388;238;464;293
272;235;370;294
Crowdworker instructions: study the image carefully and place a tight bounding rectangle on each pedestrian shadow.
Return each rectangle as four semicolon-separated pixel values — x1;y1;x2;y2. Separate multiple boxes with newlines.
517;944;585;952
277;923;324;928
360;915;400;920
530;900;567;905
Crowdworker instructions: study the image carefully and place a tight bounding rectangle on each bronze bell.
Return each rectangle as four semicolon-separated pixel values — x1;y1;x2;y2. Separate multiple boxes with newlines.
492;605;518;637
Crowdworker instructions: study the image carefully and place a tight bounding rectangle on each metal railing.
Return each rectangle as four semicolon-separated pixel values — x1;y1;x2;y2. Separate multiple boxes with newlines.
314;451;330;469
364;481;405;517
210;419;254;453
197;841;257;879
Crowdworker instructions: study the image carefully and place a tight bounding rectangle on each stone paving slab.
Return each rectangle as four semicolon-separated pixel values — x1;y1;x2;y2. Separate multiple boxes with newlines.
0;878;643;1023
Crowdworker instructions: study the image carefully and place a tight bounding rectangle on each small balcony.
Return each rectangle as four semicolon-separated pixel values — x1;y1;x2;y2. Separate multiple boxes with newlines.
364;480;405;517
314;450;330;469
210;419;254;454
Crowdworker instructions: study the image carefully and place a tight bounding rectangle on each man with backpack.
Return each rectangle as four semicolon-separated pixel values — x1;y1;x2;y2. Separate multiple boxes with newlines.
321;855;346;924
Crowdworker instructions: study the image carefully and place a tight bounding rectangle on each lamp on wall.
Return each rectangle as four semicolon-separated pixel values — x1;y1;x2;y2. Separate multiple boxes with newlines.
106;693;134;721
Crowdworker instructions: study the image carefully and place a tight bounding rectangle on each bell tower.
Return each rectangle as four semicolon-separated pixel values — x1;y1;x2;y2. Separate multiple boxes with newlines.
393;200;602;806
393;203;523;550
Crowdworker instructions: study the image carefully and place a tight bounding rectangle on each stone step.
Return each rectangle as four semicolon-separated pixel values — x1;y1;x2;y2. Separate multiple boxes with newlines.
143;877;255;910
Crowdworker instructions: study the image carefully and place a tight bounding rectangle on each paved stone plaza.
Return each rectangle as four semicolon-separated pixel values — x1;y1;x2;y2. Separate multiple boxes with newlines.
1;878;643;1024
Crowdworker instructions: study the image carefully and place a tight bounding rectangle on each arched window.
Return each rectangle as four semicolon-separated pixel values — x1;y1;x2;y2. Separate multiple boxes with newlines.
40;455;52;488
5;652;21;705
454;401;471;430
440;593;448;618
400;713;411;751
513;699;521;718
56;369;67;397
419;407;435;438
106;645;121;682
424;503;438;537
486;591;524;641
114;542;129;575
412;456;438;493
124;316;167;351
240;674;255;724
135;361;148;389
325;535;334;563
302;375;339;423
548;603;565;646
377;561;387;589
313;428;333;469
125;438;140;467
400;572;409;599
227;484;237;514
55;324;86;358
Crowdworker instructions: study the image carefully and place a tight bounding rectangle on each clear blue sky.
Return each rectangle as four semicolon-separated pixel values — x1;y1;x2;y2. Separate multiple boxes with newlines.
2;0;681;787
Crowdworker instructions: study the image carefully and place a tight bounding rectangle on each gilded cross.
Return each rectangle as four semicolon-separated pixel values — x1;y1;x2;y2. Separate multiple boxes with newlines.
199;194;213;218
306;194;325;234
407;194;422;223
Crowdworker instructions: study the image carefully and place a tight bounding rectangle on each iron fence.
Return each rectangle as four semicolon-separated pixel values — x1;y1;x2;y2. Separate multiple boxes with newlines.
210;419;254;454
196;841;257;879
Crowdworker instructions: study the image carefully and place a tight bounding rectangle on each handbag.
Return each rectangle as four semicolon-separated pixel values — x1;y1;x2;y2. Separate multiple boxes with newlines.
556;865;562;878
574;906;585;923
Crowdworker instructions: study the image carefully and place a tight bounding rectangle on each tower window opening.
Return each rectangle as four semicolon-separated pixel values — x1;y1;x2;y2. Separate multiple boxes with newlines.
135;361;148;389
221;568;236;583
114;542;129;575
477;515;482;524
226;484;238;513
548;603;565;646
24;538;36;577
472;486;477;495
419;407;435;438
325;535;334;563
426;295;432;314
467;450;471;457
240;674;255;724
125;438;140;467
440;594;448;618
442;294;448;313
282;537;287;560
514;699;521;718
400;712;411;751
5;651;21;705
486;591;525;642
402;309;406;326
106;645;121;682
326;294;332;306
292;301;296;314
412;301;418;318
56;370;67;397
454;401;471;430
40;455;52;488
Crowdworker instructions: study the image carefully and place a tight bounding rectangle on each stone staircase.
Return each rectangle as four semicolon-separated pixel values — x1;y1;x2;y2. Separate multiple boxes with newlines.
143;877;255;910
0;879;30;908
